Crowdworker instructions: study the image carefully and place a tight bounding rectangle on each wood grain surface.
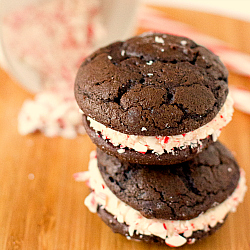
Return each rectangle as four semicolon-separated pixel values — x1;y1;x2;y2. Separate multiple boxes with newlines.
0;5;250;250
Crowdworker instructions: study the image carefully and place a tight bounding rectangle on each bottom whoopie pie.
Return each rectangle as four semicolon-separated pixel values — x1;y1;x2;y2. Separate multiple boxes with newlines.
75;142;246;247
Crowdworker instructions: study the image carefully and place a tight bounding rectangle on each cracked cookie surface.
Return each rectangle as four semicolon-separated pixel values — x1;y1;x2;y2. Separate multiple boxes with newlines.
96;141;240;220
75;33;228;136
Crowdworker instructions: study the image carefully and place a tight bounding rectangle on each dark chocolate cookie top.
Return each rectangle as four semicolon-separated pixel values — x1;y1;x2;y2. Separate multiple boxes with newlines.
97;141;240;220
75;32;228;136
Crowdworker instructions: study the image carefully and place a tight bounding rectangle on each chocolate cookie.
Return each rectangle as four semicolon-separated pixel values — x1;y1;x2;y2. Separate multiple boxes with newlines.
97;141;240;220
75;32;228;136
81;148;246;248
97;205;226;247
75;33;234;165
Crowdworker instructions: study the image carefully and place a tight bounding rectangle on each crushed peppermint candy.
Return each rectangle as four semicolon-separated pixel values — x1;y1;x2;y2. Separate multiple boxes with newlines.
154;36;164;44
165;235;187;247
28;173;35;180
121;50;125;56
147;73;153;76
183;48;188;55
107;55;112;60
146;60;153;65
180;40;187;46
187;238;196;244
117;148;126;154
3;0;106;138
18;92;85;138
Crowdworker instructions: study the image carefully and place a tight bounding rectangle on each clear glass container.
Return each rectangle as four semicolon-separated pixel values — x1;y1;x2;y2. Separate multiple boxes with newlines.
0;0;139;92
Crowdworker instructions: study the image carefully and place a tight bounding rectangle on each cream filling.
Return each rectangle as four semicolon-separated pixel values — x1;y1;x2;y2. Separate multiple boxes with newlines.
87;94;234;155
75;151;247;247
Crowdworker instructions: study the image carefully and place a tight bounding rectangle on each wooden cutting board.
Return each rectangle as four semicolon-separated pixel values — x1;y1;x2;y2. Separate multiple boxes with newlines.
0;5;250;250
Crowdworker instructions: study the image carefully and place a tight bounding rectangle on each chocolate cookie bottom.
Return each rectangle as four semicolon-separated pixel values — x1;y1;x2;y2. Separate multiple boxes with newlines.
97;205;226;247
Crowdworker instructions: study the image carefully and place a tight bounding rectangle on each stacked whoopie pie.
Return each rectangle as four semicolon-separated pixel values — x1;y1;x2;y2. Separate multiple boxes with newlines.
74;33;247;247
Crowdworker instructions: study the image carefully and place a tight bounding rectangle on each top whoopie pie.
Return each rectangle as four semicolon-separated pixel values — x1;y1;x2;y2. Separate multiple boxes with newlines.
75;32;234;165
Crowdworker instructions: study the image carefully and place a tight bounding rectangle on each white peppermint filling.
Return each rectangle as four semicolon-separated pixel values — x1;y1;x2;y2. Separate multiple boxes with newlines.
87;94;234;154
75;151;247;247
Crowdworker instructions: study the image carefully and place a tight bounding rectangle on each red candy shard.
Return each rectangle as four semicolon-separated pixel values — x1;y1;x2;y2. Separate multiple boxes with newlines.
90;195;96;206
85;180;90;187
57;118;65;129
164;136;169;143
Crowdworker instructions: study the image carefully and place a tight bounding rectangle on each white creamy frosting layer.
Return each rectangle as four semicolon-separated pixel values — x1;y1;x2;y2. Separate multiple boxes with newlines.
74;151;247;247
87;94;234;155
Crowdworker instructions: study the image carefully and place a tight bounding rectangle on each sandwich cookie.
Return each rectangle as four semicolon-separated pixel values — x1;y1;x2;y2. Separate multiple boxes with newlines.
75;33;233;165
75;142;247;247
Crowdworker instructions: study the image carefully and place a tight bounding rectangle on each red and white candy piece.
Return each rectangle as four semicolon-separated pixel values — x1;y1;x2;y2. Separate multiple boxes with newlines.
230;86;250;115
73;171;89;182
165;234;187;247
